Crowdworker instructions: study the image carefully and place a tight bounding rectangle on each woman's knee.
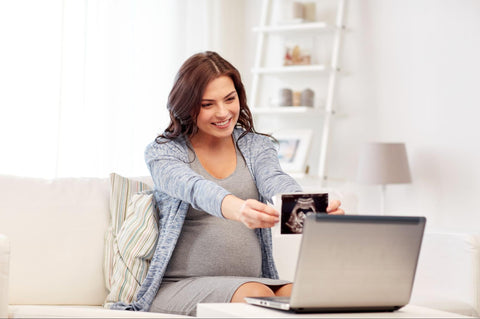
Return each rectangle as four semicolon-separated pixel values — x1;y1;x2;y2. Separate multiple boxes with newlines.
274;283;293;297
230;282;275;303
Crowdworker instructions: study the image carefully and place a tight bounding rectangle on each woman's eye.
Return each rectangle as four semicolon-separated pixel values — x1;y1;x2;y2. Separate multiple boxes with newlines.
226;97;236;103
201;103;212;108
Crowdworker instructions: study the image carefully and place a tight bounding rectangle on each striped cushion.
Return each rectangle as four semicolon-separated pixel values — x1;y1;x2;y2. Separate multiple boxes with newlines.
103;173;157;307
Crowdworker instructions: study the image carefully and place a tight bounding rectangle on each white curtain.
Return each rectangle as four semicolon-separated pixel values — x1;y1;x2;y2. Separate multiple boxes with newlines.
0;0;243;178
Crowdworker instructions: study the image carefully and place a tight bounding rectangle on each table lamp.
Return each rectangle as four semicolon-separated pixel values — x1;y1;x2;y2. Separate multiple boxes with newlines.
356;142;412;214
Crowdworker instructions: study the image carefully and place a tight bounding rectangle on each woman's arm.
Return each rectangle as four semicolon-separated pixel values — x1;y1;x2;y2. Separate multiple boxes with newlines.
250;134;303;201
145;140;230;218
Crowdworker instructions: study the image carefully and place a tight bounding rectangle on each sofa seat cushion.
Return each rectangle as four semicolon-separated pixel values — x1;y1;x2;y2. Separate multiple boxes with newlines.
8;305;188;318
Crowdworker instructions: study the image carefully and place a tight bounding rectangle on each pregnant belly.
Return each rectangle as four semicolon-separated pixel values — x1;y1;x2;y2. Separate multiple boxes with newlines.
164;218;263;278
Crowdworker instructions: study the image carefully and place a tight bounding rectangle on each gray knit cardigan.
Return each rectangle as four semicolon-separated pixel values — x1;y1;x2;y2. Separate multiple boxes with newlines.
111;128;302;312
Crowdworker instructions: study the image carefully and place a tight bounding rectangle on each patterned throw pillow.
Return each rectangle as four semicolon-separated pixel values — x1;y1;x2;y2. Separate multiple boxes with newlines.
103;173;158;307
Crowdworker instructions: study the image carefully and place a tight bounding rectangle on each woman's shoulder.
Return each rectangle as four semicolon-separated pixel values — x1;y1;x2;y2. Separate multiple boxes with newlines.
234;128;275;149
145;135;188;159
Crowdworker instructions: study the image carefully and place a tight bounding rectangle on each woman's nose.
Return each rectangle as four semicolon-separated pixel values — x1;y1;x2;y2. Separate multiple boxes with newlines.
215;103;228;117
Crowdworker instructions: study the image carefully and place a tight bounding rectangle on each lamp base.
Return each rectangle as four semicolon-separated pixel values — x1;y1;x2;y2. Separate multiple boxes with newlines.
380;184;386;215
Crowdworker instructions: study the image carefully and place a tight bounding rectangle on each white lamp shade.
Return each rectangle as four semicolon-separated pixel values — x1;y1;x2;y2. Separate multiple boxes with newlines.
356;142;412;185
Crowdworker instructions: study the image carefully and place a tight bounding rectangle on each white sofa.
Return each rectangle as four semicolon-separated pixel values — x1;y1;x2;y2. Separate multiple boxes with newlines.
0;174;479;318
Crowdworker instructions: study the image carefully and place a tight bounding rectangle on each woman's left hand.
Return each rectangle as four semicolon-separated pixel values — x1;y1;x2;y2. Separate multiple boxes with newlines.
326;200;344;215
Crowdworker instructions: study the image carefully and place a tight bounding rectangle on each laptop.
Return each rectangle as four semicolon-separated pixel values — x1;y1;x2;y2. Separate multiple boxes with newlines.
246;214;426;313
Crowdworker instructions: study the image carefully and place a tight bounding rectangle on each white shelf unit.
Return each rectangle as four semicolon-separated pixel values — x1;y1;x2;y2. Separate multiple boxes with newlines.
250;0;346;185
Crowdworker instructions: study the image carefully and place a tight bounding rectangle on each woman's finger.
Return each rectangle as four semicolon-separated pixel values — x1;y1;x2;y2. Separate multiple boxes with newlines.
326;199;341;213
240;201;279;228
327;208;345;215
245;199;279;217
245;207;279;224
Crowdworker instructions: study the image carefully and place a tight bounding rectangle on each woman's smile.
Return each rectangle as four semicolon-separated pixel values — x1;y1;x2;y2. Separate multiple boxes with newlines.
212;118;232;129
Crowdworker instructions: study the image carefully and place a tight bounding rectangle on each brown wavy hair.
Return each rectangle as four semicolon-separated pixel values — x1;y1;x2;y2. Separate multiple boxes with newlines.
156;51;260;143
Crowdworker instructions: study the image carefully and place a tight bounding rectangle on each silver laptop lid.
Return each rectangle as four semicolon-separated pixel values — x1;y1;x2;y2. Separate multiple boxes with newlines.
290;214;426;310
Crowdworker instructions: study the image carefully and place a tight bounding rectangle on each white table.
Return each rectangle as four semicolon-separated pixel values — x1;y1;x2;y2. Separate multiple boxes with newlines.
196;303;470;318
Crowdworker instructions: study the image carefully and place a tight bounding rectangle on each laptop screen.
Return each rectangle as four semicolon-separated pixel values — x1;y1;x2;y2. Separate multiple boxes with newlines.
289;214;426;310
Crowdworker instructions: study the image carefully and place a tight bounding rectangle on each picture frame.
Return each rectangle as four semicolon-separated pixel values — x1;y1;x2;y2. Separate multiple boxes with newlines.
273;129;313;174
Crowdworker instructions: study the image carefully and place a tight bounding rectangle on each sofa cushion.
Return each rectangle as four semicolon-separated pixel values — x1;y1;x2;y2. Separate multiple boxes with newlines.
103;173;156;307
0;175;110;305
104;191;158;307
410;232;480;316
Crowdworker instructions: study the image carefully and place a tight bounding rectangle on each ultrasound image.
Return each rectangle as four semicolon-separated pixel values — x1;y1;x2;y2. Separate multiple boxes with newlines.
281;193;328;234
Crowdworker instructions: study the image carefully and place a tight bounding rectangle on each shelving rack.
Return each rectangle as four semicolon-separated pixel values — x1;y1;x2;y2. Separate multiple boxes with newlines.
250;0;346;185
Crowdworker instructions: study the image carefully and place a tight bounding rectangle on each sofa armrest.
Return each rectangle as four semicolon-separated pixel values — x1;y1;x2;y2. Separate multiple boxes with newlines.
0;234;10;319
411;231;480;317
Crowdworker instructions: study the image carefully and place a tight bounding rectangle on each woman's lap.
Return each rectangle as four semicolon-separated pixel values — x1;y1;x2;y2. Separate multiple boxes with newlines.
149;276;290;316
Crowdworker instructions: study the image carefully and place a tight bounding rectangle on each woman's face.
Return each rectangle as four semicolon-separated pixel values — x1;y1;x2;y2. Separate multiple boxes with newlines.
193;75;240;142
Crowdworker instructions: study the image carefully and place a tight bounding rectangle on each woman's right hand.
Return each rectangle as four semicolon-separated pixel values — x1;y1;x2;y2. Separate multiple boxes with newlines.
222;195;279;229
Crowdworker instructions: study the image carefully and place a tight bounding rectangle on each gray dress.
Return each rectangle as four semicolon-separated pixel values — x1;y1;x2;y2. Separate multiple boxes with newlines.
149;145;289;316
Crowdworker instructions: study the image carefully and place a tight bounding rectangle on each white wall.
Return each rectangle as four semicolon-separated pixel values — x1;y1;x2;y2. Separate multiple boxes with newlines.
0;0;247;178
242;0;480;232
